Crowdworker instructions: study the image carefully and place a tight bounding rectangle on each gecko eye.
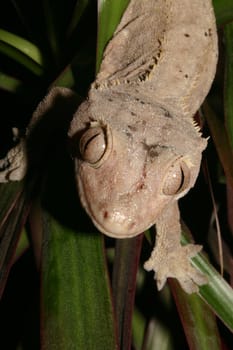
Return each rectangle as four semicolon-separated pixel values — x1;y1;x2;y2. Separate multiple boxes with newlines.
79;124;112;167
162;161;190;196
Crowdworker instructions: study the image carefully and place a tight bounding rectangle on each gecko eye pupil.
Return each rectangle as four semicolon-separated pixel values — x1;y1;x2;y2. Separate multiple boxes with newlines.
163;161;190;196
79;124;112;167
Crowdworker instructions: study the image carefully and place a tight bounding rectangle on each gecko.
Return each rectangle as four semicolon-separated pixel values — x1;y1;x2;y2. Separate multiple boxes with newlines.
0;0;218;293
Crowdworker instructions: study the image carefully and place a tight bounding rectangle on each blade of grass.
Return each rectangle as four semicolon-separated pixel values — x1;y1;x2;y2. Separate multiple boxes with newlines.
49;64;76;89
66;0;90;37
42;0;60;66
0;184;31;298
40;212;118;350
0;29;43;64
213;0;233;25
0;182;23;225
0;72;23;93
112;235;143;350
180;231;233;332
0;29;44;76
96;0;130;72
13;228;29;263
170;279;221;350
28;86;118;349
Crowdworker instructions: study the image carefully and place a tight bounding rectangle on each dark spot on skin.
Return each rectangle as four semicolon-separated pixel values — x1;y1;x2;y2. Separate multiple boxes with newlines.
148;148;159;158
184;33;190;37
128;125;137;131
143;144;159;158
204;28;212;37
103;211;108;219
108;98;113;102
135;98;147;105
143;143;169;160
164;110;172;118
185;74;189;78
161;107;172;118
131;111;136;116
136;182;146;191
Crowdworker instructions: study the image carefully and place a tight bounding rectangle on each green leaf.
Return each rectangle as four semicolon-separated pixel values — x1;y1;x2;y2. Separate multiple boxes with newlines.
96;0;130;72
170;280;222;350
66;0;90;37
40;213;117;350
213;0;233;25
0;72;24;93
0;182;31;298
32;87;117;349
0;29;44;76
42;0;61;65
181;234;233;332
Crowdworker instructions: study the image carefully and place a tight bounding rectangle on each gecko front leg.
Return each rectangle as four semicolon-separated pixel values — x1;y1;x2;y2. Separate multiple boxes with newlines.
0;137;27;183
144;202;208;294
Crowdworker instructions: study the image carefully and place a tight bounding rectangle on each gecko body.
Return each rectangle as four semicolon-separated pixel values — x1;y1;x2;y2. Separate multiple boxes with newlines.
0;0;218;293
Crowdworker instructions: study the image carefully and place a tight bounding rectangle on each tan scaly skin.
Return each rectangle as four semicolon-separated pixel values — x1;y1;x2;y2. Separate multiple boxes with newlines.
0;0;218;293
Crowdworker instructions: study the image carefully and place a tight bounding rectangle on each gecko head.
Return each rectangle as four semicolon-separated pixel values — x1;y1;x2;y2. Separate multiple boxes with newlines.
69;96;207;238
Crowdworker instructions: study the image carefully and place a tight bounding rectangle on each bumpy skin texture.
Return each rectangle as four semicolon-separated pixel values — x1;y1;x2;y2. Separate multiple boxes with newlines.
0;0;218;293
69;0;218;293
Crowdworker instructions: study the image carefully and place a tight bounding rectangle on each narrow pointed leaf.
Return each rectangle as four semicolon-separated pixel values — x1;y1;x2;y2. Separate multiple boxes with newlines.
0;72;24;93
96;0;130;72
0;184;31;298
170;279;221;350
181;233;233;332
213;0;233;25
112;235;143;349
0;29;44;75
40;213;118;350
66;0;90;37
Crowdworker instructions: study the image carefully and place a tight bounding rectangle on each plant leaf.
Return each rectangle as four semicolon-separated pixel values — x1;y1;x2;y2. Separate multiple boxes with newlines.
96;0;130;72
0;182;31;298
170;279;222;350
112;235;143;349
0;29;44;75
181;232;233;332
40;212;118;350
213;0;233;25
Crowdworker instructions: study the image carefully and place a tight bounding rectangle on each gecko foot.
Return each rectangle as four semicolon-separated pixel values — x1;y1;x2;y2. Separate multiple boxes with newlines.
144;243;208;294
0;139;27;183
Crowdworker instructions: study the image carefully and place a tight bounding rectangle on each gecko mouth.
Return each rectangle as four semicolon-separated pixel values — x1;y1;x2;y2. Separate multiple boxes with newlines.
88;210;149;238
